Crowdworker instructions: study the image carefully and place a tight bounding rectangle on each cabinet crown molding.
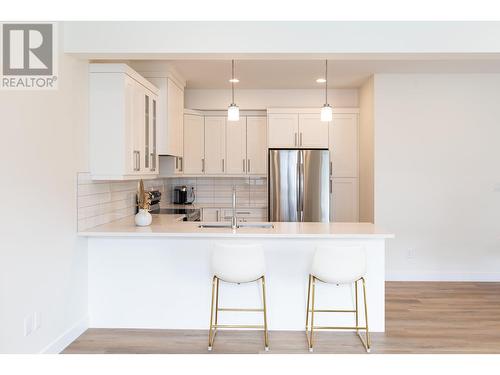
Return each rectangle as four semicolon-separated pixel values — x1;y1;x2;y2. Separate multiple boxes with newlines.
89;63;159;94
267;107;359;114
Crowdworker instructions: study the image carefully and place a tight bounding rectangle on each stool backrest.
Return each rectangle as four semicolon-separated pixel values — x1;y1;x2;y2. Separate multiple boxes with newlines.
312;245;367;284
212;243;266;283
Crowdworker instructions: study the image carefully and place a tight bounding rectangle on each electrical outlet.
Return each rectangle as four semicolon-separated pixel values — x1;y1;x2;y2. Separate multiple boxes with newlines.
24;314;34;336
33;312;41;331
407;248;416;260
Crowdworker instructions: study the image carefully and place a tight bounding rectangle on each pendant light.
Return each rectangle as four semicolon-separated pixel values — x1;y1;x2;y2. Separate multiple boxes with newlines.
227;60;240;121
320;59;333;122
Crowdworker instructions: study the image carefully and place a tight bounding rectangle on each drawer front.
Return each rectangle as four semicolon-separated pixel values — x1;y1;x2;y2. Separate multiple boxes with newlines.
221;208;267;222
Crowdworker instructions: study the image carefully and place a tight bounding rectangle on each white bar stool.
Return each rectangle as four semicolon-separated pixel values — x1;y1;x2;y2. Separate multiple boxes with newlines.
208;243;269;351
306;245;371;352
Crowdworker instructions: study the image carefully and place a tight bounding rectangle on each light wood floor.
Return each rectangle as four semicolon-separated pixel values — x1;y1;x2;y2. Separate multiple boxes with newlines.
64;282;500;354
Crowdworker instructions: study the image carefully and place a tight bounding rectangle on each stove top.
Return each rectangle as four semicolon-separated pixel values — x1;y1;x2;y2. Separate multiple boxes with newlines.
150;207;201;221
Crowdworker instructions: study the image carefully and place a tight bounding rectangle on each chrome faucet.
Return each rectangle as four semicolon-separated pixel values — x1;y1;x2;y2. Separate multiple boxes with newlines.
231;185;237;230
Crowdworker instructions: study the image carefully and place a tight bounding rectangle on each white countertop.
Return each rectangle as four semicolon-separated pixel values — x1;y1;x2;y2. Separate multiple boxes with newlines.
78;214;394;239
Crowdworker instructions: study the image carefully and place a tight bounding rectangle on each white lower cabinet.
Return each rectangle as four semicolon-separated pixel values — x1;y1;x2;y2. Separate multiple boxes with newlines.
330;178;359;222
202;208;267;222
221;208;267;222
201;208;221;222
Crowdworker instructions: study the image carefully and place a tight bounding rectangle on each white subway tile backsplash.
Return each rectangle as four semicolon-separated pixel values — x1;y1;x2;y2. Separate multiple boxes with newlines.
77;173;164;231
164;176;267;209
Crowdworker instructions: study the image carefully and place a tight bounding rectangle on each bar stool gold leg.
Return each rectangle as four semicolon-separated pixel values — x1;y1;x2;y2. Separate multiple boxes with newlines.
214;277;220;343
355;277;371;353
362;277;371;351
308;276;316;352
305;274;312;350
355;279;359;335
261;276;269;351
305;274;312;332
208;276;217;351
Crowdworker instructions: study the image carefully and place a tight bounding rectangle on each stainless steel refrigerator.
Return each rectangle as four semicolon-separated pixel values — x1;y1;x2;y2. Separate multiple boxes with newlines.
268;149;330;222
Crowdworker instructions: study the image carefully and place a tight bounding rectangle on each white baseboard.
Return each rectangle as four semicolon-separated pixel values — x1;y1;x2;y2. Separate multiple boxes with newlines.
387;272;500;282
40;316;89;354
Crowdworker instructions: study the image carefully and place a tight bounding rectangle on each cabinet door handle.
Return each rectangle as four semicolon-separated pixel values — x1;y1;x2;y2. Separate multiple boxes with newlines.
222;159;225;172
216;210;219;222
150;153;155;171
294;132;297;146
175;156;178;169
236;211;251;215
300;132;303;147
137;151;141;171
180;157;183;172
243;159;246;173
329;161;332;176
247;159;251;173
329;179;332;194
202;158;205;173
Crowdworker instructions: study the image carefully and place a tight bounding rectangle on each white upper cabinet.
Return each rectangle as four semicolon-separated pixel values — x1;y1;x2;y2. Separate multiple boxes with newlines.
143;75;185;174
89;64;159;180
183;114;204;174
267;113;299;148
225;116;267;175
166;79;184;158
267;111;328;148
329;113;358;178
204;117;226;174
226;117;247;174
298;113;329;148
246;117;267;174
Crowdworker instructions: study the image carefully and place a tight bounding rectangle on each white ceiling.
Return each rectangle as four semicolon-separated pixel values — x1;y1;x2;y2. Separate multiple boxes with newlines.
163;59;500;89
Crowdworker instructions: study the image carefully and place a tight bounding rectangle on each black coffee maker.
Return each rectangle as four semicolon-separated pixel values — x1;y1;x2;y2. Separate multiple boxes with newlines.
173;186;195;204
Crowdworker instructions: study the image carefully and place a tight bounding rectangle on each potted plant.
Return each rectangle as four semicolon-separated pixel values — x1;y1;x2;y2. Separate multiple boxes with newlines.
135;179;152;226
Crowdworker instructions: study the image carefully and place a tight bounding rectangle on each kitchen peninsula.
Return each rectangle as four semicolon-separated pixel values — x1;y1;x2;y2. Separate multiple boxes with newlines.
79;215;393;332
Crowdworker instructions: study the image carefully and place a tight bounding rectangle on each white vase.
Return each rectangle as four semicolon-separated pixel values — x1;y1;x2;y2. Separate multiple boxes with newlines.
135;209;152;226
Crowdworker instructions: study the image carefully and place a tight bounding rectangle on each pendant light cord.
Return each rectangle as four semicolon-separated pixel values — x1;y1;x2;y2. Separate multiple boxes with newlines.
231;59;235;104
325;59;328;105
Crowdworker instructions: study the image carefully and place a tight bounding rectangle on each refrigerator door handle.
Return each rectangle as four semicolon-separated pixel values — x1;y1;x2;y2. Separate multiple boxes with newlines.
296;155;301;220
299;150;305;222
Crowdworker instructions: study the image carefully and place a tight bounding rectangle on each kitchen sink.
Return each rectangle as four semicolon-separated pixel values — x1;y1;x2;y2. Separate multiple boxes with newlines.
198;223;274;229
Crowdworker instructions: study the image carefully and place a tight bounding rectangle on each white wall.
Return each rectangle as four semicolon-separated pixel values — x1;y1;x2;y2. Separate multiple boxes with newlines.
358;77;374;222
374;74;500;281
0;24;89;353
185;88;358;110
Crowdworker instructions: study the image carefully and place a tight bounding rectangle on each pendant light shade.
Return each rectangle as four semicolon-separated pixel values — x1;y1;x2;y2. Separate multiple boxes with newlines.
320;104;333;122
227;60;239;121
228;103;240;121
320;59;333;122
